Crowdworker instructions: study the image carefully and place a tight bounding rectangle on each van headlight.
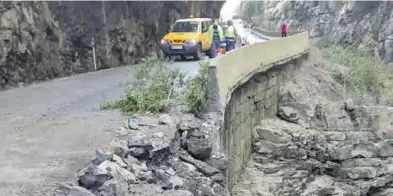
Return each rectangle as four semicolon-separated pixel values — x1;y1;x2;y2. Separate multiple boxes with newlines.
185;39;196;45
160;39;169;45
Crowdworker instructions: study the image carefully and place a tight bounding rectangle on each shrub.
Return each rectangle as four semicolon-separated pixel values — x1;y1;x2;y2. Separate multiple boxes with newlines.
184;60;209;117
101;55;211;117
101;55;185;114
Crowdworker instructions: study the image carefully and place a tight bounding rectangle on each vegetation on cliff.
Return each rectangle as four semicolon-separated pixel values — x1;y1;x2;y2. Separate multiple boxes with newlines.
322;43;393;106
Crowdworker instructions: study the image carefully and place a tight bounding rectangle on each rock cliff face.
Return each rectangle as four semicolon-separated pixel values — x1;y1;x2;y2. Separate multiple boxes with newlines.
0;1;223;89
240;0;393;63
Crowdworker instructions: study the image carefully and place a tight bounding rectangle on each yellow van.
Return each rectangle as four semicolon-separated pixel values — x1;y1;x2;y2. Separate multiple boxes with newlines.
159;18;214;60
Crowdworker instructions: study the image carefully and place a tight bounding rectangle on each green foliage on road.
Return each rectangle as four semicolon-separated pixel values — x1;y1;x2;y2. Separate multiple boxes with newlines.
184;60;209;117
322;44;393;105
101;55;211;117
100;56;186;114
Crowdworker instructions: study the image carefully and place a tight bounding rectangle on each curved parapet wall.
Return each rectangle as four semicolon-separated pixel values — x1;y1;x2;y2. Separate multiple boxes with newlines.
210;32;310;110
206;31;310;191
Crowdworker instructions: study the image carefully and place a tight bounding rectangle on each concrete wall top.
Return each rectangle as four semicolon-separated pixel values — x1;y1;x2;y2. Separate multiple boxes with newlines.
209;31;310;111
252;27;304;37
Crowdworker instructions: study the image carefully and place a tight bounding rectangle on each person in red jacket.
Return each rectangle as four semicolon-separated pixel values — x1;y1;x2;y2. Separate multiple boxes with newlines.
281;22;287;37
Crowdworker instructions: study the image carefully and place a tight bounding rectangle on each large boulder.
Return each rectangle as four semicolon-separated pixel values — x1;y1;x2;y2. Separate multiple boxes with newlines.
77;164;110;189
185;133;213;161
127;132;170;159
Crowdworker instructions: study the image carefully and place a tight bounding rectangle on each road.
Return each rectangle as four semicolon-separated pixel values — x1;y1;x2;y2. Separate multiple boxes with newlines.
0;30;262;196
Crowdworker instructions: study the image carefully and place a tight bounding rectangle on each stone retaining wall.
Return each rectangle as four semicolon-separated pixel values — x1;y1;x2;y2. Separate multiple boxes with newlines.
222;54;309;189
206;31;310;191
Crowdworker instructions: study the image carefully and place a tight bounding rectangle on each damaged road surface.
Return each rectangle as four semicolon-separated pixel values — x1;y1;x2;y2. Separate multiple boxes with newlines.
55;118;228;196
0;61;199;196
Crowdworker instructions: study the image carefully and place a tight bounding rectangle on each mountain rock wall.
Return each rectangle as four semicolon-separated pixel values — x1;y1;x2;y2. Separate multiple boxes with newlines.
0;1;223;89
240;0;393;63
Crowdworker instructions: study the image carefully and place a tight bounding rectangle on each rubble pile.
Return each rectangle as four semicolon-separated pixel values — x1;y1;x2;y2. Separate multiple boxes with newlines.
54;119;228;196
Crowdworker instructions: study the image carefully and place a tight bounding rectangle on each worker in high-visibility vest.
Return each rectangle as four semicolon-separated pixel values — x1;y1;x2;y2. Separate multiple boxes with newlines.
208;19;224;57
224;20;237;51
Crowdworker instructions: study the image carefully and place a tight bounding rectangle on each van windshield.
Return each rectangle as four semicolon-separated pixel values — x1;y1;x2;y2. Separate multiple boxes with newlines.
171;21;199;33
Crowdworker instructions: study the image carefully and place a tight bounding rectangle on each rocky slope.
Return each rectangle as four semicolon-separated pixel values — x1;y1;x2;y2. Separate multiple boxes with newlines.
0;1;223;89
240;0;393;63
232;49;393;196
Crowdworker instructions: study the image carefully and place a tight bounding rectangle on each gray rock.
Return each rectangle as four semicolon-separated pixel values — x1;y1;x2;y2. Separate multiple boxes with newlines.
378;140;393;157
127;133;170;158
211;173;226;185
91;149;113;166
323;132;346;141
254;126;292;144
137;170;155;183
129;147;150;159
112;154;127;168
207;154;228;173
195;177;214;196
131;162;154;183
184;128;213;161
301;175;335;196
125;118;139;130
123;155;140;167
96;178;128;196
179;155;220;176
277;106;299;123
183;162;197;172
106;139;128;158
345;99;355;111
339;167;378;179
340;157;393;168
155;168;173;189
166;168;176;175
374;188;393;196
186;137;212;161
159;114;173;125
169;175;184;189
130;161;149;173
77;164;110;189
327;142;379;160
211;183;228;196
98;160;136;184
176;121;199;133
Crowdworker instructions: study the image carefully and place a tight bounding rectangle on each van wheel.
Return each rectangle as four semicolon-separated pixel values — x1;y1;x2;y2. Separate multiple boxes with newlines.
193;44;203;61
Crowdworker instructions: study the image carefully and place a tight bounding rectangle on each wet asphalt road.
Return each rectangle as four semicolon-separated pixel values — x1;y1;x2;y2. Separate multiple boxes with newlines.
0;30;263;196
0;59;199;196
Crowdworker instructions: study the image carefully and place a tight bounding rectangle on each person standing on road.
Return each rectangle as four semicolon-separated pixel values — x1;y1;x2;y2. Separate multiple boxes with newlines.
208;19;224;57
281;21;287;37
224;20;237;51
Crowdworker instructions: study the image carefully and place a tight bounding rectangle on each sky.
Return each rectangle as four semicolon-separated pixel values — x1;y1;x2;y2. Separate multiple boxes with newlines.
220;0;242;21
